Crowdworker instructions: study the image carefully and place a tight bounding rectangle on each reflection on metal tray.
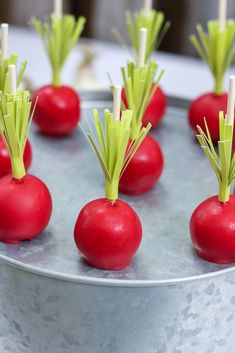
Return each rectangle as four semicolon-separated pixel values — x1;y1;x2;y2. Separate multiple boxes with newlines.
0;91;234;353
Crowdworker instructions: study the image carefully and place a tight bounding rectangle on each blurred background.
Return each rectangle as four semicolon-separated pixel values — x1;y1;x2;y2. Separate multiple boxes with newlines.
1;0;235;57
1;0;235;98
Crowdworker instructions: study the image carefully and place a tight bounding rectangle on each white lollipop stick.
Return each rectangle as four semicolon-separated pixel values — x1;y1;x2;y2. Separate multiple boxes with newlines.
8;64;17;95
54;0;62;18
113;85;121;121
1;23;8;61
138;28;147;67
226;76;235;125
144;0;152;12
218;0;227;32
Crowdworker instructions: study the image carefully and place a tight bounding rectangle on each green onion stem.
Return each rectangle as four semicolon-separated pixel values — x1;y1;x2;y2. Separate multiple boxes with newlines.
112;9;170;63
0;89;35;180
215;74;224;96
80;109;151;202
31;15;86;87
52;68;61;87
196;112;235;203
190;20;235;96
0;52;27;93
120;60;163;140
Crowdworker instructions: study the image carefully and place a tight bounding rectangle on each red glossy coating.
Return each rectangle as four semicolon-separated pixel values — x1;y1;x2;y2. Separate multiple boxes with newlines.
121;85;167;128
0;174;52;243
119;135;164;195
32;85;80;136
188;92;228;142
190;195;235;264
74;198;142;270
0;137;32;178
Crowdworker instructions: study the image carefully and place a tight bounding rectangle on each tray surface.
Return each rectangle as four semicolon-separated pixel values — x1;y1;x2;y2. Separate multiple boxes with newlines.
0;92;234;286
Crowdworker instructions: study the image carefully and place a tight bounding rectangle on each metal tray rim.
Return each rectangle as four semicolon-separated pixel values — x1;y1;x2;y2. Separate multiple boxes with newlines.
0;252;235;287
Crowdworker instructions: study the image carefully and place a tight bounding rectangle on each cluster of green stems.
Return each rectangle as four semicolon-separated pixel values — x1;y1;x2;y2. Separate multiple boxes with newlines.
190;20;235;95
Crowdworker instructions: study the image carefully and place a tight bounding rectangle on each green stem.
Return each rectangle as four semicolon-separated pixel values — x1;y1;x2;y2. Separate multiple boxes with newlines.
11;157;26;180
105;179;119;202
214;75;224;95
218;183;230;203
52;68;61;87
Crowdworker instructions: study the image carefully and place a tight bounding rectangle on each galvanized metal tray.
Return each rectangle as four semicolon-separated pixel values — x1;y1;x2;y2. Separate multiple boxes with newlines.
0;91;234;285
0;92;235;353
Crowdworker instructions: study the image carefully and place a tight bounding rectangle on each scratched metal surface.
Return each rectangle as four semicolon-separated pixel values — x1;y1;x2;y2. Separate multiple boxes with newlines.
0;92;234;286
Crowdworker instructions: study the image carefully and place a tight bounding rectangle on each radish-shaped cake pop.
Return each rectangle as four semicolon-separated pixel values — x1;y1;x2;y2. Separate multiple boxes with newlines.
188;0;235;142
0;65;52;243
118;28;164;195
31;0;85;136
190;76;235;263
74;86;150;270
113;0;170;128
0;23;32;177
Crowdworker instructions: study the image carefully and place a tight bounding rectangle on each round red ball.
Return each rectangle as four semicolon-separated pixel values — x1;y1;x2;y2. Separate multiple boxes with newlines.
121;85;167;129
188;92;228;141
0;137;32;178
190;195;235;264
119;135;164;195
32;85;80;136
74;198;142;270
0;174;52;243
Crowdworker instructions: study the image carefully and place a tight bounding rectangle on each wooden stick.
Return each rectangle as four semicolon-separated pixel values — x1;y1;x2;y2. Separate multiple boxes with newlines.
144;0;152;12
218;0;227;32
8;65;17;95
54;0;62;18
113;85;121;121
226;76;235;125
1;23;8;61
138;28;147;67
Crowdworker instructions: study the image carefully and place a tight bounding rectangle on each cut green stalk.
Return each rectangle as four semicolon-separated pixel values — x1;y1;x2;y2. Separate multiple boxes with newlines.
120;60;164;140
81;109;151;201
0;90;35;179
112;9;170;62
0;52;27;93
196;112;235;202
31;15;86;87
190;20;235;95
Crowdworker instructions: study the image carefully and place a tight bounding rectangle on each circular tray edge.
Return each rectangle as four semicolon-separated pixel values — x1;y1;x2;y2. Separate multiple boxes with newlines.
0;253;234;288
